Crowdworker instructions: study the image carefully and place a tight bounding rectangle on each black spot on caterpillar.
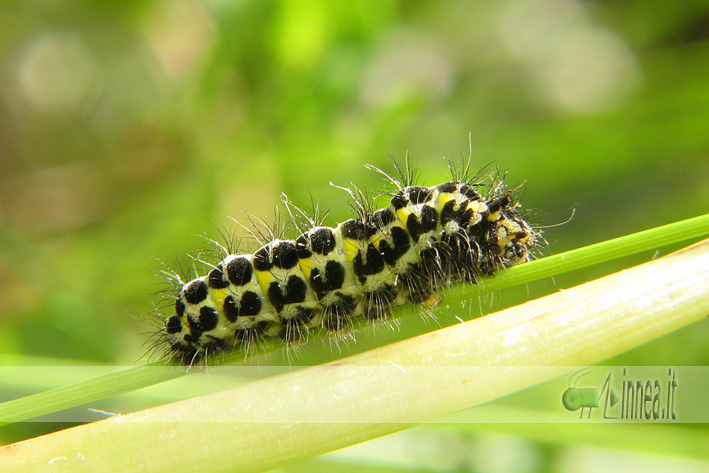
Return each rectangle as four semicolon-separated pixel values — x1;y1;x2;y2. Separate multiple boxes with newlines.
148;158;541;366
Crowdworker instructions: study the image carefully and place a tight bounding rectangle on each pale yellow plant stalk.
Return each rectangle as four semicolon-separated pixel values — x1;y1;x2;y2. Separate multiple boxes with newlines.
1;239;707;473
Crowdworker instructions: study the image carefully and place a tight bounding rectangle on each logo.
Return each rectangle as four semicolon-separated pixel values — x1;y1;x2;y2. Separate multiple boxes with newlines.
561;367;678;420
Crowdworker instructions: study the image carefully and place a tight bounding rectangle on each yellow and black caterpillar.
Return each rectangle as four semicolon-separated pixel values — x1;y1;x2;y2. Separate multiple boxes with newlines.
157;161;539;365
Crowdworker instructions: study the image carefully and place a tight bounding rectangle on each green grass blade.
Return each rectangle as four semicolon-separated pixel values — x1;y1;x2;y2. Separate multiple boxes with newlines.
445;212;709;301
0;364;182;426
0;236;706;472
0;213;706;427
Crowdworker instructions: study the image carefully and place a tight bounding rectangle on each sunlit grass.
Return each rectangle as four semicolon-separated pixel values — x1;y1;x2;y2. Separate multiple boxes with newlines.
0;214;707;473
0;232;706;472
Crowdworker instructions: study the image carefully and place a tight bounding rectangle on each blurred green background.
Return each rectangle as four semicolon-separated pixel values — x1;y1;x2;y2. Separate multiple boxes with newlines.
0;0;707;469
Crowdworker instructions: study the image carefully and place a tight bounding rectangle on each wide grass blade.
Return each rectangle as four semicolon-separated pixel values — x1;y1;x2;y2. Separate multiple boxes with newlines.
0;236;707;472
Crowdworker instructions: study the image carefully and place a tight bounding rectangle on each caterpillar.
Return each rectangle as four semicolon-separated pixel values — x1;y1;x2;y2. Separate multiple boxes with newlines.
152;158;540;365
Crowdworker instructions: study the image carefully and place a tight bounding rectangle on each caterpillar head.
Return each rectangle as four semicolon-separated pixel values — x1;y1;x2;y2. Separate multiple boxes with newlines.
488;210;538;266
